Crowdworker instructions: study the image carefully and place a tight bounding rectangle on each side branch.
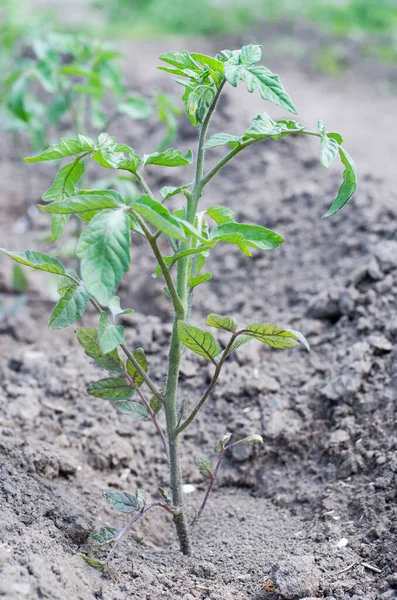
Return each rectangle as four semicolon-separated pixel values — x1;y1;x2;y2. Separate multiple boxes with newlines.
134;170;156;200
134;385;170;461
120;343;163;402
107;501;178;562
131;211;185;320
201;129;322;188
201;140;257;187
176;333;238;434
191;448;225;528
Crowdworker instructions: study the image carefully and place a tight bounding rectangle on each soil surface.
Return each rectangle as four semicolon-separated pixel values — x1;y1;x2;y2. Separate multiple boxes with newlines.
1;34;397;600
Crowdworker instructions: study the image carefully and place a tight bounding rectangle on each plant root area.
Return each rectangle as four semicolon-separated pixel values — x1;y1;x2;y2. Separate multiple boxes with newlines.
1;39;397;600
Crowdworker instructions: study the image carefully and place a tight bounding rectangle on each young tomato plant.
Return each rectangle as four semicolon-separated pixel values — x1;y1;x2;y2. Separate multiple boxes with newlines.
1;45;357;560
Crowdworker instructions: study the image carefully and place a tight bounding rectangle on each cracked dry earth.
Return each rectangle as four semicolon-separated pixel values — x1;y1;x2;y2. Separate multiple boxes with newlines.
1;39;397;600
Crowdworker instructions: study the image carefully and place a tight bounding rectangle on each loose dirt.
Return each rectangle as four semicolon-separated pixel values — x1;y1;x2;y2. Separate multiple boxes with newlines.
1;35;397;600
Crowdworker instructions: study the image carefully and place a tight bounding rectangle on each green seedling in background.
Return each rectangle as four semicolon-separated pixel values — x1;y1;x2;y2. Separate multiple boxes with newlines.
1;30;180;213
2;33;150;151
1;45;356;559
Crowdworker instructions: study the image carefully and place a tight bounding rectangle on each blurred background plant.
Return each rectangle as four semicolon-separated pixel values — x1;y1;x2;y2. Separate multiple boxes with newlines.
0;0;180;223
90;0;397;76
92;0;397;68
1;23;179;155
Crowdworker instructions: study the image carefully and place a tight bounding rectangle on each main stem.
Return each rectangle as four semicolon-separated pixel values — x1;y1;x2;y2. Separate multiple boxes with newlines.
164;82;225;555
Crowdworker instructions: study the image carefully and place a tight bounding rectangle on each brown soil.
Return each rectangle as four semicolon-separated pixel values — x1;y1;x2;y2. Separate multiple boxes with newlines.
1;36;397;600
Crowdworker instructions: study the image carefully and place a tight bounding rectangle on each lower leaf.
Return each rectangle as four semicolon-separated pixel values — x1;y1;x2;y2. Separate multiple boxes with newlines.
87;377;133;400
49;284;90;330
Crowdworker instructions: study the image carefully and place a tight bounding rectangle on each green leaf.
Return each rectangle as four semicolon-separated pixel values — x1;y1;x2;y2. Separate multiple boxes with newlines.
215;432;232;452
206;313;238;332
322;147;357;218
224;62;246;87
233;434;263;446
328;132;344;144
187;91;199;117
195;456;213;479
51;215;71;242
93;144;142;173
108;296;134;317
117;94;152;120
244;67;297;114
98;312;124;354
25;135;94;162
77;209;131;305
178;219;214;246
244;324;300;349
204;133;241;149
12;265;28;293
222;48;296;113
126;348;148;387
42;161;85;203
159;51;199;71
8;74;29;122
242;113;303;142
40;192;124;217
144;148;193;167
47;95;69;125
205;205;235;225
158;65;195;77
177;321;220;362
117;152;143;174
103;491;139;513
49;284;90;330
159;185;189;200
150;395;163;415
87;377;133;400
75;327;124;375
96;132;117;150
132;196;187;241
0;249;65;275
189;273;212;289
58;269;79;295
285;328;310;352
190;53;225;74
158;487;171;505
210;223;284;252
80;554;105;571
89;527;118;545
239;44;262;66
112;401;149;421
135;488;146;510
318;121;339;169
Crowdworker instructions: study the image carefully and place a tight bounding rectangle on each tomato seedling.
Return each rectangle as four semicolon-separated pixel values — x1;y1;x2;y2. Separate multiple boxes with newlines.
1;45;356;560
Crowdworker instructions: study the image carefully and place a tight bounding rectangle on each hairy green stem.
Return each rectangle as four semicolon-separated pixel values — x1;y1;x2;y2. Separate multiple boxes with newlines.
134;170;156;199
147;236;185;319
161;83;226;554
